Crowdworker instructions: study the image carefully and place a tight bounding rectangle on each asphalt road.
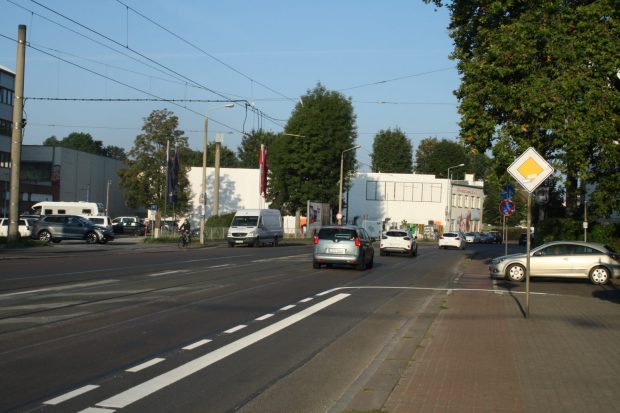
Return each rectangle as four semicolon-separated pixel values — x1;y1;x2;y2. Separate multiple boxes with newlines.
1;240;612;413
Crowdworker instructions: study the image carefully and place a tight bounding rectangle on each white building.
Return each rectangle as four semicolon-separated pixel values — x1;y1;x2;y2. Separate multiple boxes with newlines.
184;167;485;237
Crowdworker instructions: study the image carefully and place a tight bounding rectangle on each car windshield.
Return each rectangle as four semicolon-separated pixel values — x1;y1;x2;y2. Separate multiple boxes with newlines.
231;216;258;226
318;228;356;240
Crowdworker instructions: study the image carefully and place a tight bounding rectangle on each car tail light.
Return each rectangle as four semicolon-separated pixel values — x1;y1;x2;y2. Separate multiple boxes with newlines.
354;237;362;247
313;235;319;245
455;237;460;240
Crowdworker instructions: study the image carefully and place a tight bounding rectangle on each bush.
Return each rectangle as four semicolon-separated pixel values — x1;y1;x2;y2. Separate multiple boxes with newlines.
206;212;235;228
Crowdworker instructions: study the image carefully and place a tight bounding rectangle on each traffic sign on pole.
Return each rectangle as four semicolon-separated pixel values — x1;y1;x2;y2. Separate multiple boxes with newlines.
507;147;554;193
499;199;515;216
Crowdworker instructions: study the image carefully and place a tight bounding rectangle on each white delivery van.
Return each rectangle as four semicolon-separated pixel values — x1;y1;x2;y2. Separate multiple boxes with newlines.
29;201;105;217
227;209;283;247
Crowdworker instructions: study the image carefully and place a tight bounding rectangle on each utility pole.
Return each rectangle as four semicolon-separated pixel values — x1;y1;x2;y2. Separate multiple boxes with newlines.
7;25;26;243
213;133;224;217
106;179;111;216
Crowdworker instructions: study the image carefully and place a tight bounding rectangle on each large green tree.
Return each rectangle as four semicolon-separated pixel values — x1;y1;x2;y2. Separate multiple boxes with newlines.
428;0;620;219
371;128;413;173
415;137;471;177
117;109;190;216
267;83;357;216
184;144;238;168
237;130;277;168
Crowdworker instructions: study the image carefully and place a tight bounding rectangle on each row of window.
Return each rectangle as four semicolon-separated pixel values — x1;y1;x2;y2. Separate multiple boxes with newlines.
0;151;10;169
452;194;482;209
366;181;443;203
0;87;14;106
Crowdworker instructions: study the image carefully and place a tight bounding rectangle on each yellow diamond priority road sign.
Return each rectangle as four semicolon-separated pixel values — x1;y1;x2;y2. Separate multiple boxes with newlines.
507;147;554;193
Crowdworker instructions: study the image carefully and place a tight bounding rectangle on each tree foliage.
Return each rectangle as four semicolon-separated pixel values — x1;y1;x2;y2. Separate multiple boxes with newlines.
117;109;190;216
43;132;127;160
435;0;620;219
267;83;357;216
184;144;238;168
237;130;277;168
371;128;413;173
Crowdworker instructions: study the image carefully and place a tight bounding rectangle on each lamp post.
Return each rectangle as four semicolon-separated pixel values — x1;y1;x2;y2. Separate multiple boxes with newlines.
338;145;360;225
200;103;234;245
446;163;465;232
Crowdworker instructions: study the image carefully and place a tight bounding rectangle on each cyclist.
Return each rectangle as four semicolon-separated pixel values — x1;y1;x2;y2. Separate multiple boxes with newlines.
179;219;191;246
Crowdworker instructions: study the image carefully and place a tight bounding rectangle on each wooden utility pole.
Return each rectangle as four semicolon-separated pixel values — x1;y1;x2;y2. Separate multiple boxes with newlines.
7;25;26;243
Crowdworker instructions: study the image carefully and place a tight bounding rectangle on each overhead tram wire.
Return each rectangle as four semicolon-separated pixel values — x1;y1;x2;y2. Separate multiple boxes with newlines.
338;66;457;92
114;0;296;105
25;0;285;130
22;40;246;135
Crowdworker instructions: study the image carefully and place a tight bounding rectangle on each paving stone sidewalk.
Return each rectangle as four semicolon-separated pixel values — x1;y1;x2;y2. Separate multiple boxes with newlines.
383;254;620;413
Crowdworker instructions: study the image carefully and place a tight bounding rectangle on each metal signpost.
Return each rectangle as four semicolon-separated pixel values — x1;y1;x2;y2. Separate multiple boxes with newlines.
499;197;515;256
507;147;554;318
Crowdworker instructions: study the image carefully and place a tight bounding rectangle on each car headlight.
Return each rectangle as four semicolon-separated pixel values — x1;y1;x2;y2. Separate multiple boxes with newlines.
247;230;256;237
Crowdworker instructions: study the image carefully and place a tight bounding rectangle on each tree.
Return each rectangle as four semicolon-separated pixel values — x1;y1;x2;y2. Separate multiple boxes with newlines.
102;145;127;161
371;128;413;173
117;109;190;217
267;83;357;216
42;136;60;146
428;0;620;220
42;132;127;160
237;130;277;168
415;138;470;177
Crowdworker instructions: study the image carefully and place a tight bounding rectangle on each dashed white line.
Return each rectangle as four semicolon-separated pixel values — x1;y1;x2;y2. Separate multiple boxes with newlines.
147;270;187;277
255;314;274;321
224;324;247;334
279;304;296;311
299;297;314;303
126;358;165;373
94;293;350;409
0;280;118;299
44;384;100;405
182;339;212;350
78;407;115;413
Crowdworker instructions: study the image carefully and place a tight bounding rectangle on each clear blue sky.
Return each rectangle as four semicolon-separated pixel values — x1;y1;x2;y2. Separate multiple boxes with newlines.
0;0;460;170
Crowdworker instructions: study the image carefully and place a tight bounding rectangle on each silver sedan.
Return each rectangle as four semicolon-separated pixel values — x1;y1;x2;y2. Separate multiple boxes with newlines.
489;241;620;285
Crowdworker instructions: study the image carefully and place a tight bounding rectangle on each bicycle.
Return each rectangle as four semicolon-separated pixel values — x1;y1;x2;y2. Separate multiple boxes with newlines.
178;231;191;248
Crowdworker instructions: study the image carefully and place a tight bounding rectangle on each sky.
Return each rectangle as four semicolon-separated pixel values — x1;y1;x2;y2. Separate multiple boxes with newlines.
0;0;460;171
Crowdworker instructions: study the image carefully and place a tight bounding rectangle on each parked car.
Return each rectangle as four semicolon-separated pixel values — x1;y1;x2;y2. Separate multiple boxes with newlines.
487;231;502;244
31;215;113;244
0;218;34;238
112;216;145;235
380;229;418;257
88;216;113;233
489;241;620;285
518;233;534;246
313;225;375;270
438;232;466;250
465;232;480;243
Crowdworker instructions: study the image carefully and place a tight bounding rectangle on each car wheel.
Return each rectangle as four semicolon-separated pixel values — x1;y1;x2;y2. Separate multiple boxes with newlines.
367;256;374;269
412;246;418;257
589;266;610;285
380;250;385;256
38;230;52;242
228;242;235;247
506;263;526;282
356;255;367;271
86;231;99;244
313;261;321;269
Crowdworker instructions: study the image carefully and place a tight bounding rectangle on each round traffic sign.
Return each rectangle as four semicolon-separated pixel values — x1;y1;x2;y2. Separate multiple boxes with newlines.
499;199;515;216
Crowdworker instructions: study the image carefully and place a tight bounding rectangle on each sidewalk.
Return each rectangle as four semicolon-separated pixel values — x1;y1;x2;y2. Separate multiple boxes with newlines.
382;253;620;413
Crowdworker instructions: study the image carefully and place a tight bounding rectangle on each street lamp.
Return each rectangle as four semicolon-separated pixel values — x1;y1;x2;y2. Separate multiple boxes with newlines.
338;145;360;225
446;163;465;232
200;103;234;245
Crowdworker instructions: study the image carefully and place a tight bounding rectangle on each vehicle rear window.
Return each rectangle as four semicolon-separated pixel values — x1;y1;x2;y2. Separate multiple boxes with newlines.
89;218;104;225
318;228;356;240
443;232;457;237
386;231;407;237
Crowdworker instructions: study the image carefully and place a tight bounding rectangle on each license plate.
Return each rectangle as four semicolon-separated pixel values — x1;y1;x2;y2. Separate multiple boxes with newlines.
235;240;243;244
328;248;345;254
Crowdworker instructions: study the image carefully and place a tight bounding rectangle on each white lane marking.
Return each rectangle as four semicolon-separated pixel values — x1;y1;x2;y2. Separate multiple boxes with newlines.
255;313;273;321
208;264;232;269
0;312;91;324
78;407;115;413
299;297;313;303
318;286;557;296
279;304;296;311
182;339;212;350
95;293;350;409
0;280;118;299
224;324;247;334
148;270;187;277
44;384;100;405
251;254;308;263
126;358;165;373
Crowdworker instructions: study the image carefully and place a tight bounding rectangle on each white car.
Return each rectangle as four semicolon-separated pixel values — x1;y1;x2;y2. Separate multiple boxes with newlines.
380;229;418;257
438;231;466;249
465;232;480;243
0;218;34;238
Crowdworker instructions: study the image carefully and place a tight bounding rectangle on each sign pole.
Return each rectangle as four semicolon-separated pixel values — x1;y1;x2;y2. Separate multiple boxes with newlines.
503;215;507;256
525;192;532;318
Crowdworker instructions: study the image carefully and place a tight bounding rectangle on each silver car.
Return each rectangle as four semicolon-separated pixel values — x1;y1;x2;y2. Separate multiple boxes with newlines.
489;241;620;285
313;225;375;270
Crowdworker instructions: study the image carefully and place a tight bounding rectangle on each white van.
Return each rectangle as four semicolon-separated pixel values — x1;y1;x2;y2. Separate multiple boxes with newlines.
227;209;283;247
30;201;105;217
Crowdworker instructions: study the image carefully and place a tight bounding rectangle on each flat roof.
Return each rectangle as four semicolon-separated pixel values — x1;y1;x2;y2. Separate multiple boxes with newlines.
0;64;16;75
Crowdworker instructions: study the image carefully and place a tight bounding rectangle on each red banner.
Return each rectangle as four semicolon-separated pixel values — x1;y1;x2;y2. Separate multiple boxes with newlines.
259;144;268;196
